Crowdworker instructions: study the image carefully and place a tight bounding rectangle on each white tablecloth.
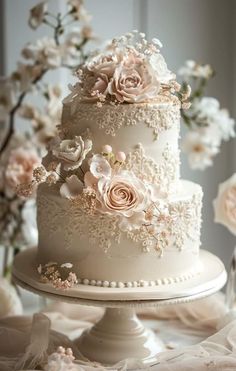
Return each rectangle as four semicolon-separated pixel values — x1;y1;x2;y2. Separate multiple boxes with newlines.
1;291;236;370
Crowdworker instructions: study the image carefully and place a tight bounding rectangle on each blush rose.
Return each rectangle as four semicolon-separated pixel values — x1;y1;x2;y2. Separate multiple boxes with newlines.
107;54;160;103
5;148;41;192
97;170;148;218
213;173;236;235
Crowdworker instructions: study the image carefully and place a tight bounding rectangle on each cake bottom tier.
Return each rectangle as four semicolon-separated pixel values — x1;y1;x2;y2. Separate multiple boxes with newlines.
37;180;203;287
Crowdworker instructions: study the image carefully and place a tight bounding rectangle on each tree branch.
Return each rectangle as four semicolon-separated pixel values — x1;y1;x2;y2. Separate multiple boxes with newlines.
0;69;47;156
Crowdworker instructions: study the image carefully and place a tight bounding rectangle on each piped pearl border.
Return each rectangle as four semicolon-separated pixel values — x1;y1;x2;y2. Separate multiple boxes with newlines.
77;264;202;289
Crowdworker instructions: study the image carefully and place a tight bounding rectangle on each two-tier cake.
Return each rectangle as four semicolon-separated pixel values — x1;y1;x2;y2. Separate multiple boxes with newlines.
30;32;203;289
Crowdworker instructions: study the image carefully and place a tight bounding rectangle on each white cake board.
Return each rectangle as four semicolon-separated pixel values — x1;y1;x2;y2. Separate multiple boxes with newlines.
13;248;227;368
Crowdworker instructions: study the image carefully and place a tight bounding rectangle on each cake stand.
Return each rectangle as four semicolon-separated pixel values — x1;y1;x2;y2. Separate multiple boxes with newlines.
13;247;227;368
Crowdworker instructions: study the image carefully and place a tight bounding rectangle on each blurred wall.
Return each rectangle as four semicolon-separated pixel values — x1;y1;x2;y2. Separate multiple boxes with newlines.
1;0;236;271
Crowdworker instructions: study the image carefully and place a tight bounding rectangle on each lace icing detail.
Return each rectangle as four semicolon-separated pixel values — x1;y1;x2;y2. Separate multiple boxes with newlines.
125;143;179;193
38;186;202;256
64;103;180;140
127;192;202;255
38;194;121;253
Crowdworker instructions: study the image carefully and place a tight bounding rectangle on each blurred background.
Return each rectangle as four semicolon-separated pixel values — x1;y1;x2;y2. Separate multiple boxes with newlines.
0;0;235;311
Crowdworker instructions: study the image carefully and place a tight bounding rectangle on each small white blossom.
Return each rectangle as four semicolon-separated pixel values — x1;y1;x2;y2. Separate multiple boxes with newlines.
28;1;47;30
178;60;213;79
22;37;61;69
182;130;219;170
68;0;92;22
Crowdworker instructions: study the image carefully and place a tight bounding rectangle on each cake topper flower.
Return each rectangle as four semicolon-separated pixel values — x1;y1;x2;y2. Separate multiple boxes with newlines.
67;31;187;106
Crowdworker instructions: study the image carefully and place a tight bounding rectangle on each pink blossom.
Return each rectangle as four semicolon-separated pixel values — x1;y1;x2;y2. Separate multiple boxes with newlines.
5;148;41;192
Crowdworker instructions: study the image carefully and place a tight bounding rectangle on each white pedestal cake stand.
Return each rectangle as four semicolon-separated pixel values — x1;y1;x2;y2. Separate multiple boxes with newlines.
13;247;227;368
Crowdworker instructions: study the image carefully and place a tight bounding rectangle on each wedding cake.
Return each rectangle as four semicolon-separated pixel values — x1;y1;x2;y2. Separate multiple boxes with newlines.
34;32;203;289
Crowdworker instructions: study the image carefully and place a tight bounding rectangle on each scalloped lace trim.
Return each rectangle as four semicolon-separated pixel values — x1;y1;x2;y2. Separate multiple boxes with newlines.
62;102;180;140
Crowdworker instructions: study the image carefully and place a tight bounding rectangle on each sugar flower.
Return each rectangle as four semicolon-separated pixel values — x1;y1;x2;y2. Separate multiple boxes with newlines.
71;31;176;104
213;173;236;235
89;154;111;178
97;170;149;218
50;136;92;171
44;347;76;371
108;54;160;103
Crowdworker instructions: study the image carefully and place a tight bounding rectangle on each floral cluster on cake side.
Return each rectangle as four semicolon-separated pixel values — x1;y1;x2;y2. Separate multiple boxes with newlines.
19;134;201;257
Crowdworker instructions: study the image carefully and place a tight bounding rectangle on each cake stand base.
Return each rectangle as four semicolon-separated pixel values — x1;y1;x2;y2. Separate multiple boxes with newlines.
75;307;162;366
12;248;227;368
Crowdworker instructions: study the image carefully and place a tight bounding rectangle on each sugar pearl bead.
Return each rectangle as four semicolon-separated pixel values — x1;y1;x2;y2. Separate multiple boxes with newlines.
116;151;126;162
140;280;148;287
126;282;133;288
102;281;109;287
150;281;155;286
96;280;102;286
110;281;117;288
83;279;90;285
118;282;125;288
90;280;96;286
102;144;112;154
133;281;138;287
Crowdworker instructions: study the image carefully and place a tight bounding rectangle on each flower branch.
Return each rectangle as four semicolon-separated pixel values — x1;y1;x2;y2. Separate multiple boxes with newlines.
178;60;235;170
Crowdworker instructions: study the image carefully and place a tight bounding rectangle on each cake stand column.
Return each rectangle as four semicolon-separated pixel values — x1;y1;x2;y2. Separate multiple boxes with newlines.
75;306;164;366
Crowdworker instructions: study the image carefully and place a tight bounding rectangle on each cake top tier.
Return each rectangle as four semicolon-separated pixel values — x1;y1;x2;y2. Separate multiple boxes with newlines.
65;31;189;107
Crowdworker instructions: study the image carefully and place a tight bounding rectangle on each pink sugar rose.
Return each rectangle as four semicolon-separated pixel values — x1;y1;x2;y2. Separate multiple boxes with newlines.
97;170;149;218
108;53;160;103
5;148;40;191
82;72;109;100
87;53;119;78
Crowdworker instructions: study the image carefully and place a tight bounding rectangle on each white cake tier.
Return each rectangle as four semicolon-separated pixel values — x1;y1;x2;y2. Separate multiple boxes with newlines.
61;97;181;193
37;180;202;286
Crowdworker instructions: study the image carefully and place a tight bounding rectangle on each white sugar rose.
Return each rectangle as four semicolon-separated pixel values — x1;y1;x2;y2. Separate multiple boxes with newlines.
97;170;149;217
213;173;236;235
60;175;83;199
51;136;92;171
149;53;175;83
108;54;160;103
